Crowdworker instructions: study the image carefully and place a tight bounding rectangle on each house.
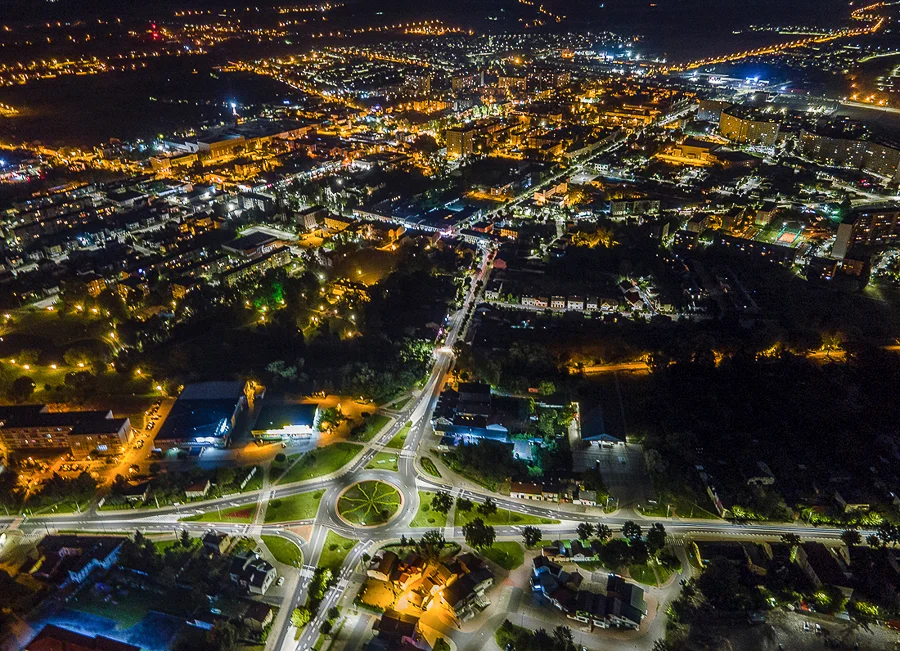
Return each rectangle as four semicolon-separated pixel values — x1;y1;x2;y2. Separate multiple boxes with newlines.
25;625;140;651
230;552;277;595
441;567;494;621
550;296;566;310
33;535;126;587
510;481;544;501
605;574;647;629
367;550;399;582
185;479;211;499
369;610;429;651
530;557;645;630
574;489;598;507
834;487;874;514
744;461;775;486
567;296;585;311
242;601;274;633
202;530;231;555
119;481;151;505
801;543;853;594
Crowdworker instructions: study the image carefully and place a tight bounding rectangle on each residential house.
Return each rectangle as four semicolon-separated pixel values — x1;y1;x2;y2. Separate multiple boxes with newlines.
202;530;231;555
33;535;126;587
230;552;277;595
368;610;430;651
242;601;274;633
25;625;140;651
367;550;399;582
185;479;211;499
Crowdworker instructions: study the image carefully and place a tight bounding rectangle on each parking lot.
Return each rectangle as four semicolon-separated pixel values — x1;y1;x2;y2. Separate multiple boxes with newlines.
573;442;653;510
698;610;900;651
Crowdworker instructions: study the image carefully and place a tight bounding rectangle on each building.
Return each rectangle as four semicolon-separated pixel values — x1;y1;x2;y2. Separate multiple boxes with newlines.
242;602;274;633
510;481;562;502
33;535;126;587
799;129;900;182
697;99;732;123
531;558;646;630
202;530;231;555
672;137;720;163
185;480;211;499
833;204;900;259
720;108;780;147
609;200;660;217
0;405;131;458
298;205;328;230
154;381;252;450
431;383;518;442
221;246;292;287
229;552;277;595
223;232;280;259
251;403;319;442
26;625;140;651
368;610;427;651
446;127;476;158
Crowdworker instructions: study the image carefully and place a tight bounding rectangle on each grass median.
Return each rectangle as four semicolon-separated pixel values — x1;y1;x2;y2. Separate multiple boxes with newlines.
262;535;303;567
410;491;448;528
455;506;558;527
276;442;362;485
264;490;324;523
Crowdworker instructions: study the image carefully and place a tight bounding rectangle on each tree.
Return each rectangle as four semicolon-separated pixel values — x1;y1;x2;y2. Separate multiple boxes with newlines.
456;496;473;511
180;529;191;548
8;376;35;403
479;497;498;517
275;453;287;463
522;526;543;548
291;606;311;628
696;557;743;610
781;533;801;548
877;523;899;546
841;529;862;547
595;524;612;542
576;522;594;541
431;491;453;514
867;534;883;549
206;621;239;651
462;518;496;549
419;529;446;561
551;626;576;651
646;523;667;554
622;521;642;541
217;467;236;486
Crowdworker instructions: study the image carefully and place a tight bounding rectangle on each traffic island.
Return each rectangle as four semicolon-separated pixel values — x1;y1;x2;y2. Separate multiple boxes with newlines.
336;480;403;528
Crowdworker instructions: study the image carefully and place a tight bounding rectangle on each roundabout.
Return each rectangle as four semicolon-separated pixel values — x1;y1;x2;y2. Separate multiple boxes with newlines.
336;480;404;528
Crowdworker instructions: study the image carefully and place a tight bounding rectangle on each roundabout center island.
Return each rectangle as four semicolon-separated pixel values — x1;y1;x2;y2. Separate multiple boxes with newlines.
337;480;403;528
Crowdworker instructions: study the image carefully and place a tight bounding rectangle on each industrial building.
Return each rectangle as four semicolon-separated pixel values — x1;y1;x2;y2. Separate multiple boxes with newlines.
154;381;253;450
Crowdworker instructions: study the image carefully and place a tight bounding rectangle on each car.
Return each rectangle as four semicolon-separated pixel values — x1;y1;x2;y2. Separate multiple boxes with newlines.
276;576;285;587
803;621;810;632
815;624;823;635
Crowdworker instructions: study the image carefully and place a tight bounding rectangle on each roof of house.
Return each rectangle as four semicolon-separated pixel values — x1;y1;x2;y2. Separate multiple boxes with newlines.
243;601;272;623
27;625;140;651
